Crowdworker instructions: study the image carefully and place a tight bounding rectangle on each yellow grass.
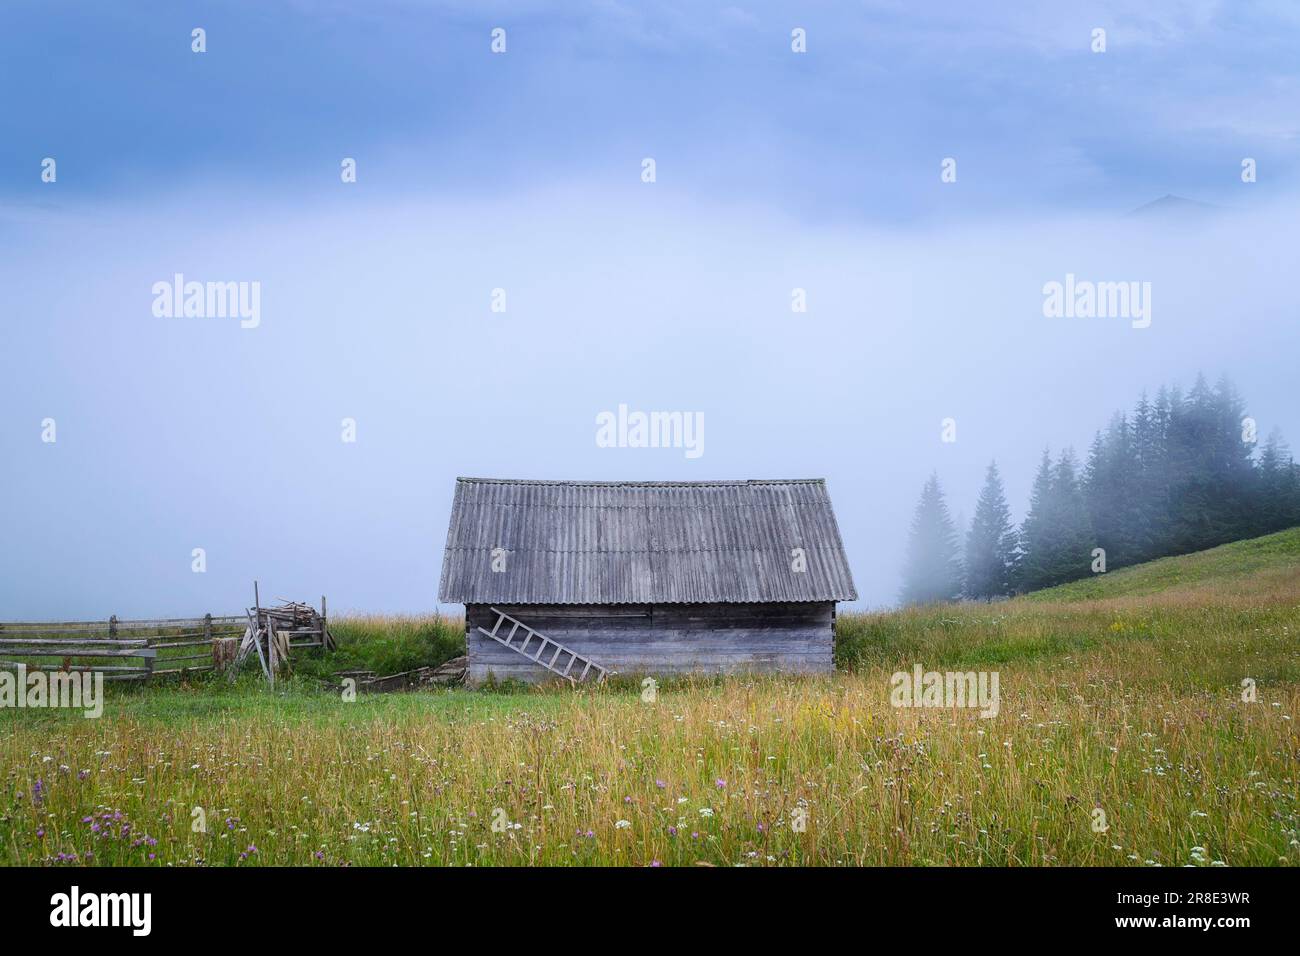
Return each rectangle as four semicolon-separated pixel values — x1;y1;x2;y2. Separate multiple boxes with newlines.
3;533;1298;866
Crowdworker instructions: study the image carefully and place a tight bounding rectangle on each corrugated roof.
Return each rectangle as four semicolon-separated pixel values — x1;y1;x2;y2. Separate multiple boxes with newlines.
438;478;857;605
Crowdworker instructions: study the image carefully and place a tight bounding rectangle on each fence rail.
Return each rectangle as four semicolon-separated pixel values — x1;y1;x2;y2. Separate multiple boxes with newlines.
0;613;247;682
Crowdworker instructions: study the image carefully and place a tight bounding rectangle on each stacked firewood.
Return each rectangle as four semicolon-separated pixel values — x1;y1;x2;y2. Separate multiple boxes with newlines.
233;586;335;684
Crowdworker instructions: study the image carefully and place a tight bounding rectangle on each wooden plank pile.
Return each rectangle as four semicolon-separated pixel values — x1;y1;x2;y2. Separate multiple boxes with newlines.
327;656;467;694
234;584;336;685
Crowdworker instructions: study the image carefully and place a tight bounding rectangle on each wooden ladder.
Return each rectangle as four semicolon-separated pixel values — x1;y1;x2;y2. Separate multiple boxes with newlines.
476;607;611;685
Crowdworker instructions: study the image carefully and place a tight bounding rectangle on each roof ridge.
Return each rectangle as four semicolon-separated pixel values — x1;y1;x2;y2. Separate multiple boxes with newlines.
439;477;858;603
455;477;827;486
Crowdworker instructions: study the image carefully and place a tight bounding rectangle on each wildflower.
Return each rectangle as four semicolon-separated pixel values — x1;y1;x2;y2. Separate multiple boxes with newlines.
699;807;714;818
615;820;632;830
649;859;662;867
655;780;666;789
715;779;726;789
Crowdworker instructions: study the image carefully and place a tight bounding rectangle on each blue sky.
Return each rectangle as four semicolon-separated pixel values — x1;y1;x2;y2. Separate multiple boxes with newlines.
6;1;1299;217
2;1;1299;616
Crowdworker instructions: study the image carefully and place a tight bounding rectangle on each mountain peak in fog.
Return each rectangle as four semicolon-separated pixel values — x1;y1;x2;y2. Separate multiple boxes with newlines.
1127;194;1222;221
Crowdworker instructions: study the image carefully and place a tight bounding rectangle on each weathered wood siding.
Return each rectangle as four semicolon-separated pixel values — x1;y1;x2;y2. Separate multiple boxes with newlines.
465;602;833;686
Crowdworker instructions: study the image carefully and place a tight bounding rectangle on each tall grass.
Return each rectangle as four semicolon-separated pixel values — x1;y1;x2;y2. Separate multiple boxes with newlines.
2;532;1297;866
289;613;465;680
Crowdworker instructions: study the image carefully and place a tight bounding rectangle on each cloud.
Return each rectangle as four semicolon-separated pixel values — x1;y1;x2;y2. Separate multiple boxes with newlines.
2;183;1298;613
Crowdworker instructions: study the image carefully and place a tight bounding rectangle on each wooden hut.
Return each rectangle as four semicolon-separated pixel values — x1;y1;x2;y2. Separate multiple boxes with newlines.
438;478;857;686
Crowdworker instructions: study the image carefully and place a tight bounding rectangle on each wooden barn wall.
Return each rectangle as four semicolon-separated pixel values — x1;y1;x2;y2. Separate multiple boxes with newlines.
465;602;834;685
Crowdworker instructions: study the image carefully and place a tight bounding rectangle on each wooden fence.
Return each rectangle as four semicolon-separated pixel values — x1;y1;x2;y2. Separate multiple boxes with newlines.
0;614;248;681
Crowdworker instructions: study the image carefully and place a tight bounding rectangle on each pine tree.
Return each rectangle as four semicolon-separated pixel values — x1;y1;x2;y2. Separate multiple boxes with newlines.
1016;450;1057;592
948;374;1299;601
1147;385;1177;555
964;461;1018;600
900;473;963;605
1052;449;1094;581
1256;429;1300;534
1082;414;1143;567
1018;449;1093;589
1130;391;1162;561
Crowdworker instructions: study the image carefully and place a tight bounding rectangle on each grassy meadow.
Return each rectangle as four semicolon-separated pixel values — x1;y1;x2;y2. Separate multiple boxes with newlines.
2;530;1298;867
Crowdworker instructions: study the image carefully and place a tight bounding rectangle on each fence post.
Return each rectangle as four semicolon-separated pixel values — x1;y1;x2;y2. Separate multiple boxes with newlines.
109;615;118;639
268;621;277;686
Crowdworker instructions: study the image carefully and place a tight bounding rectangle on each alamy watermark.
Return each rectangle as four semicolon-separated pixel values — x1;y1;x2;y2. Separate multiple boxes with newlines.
1;665;103;718
890;665;999;718
1042;273;1150;329
596;404;704;459
50;886;150;936
152;274;261;329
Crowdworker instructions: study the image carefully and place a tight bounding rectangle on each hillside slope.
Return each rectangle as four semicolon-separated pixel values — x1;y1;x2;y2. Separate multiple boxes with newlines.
836;526;1300;676
1021;526;1300;603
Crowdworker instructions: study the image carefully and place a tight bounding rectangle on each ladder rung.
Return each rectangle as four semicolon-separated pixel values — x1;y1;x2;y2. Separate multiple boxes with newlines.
483;608;611;685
